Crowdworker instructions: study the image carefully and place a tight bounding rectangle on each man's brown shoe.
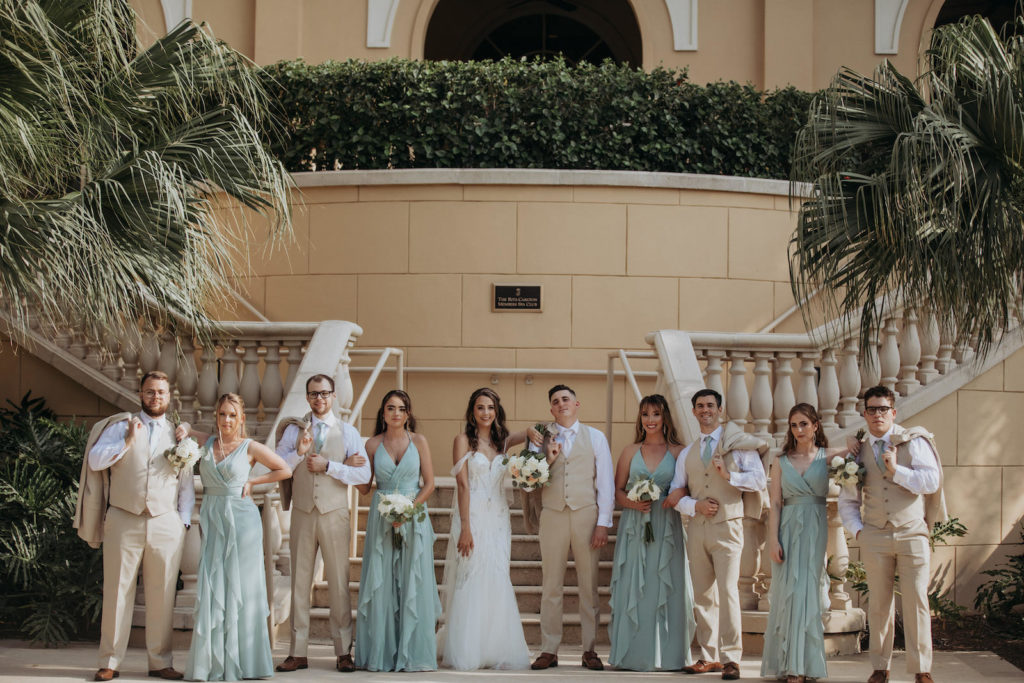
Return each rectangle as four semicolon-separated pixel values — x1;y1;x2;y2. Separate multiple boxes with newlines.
276;656;309;672
582;650;604;671
148;669;184;681
915;675;934;683
867;671;889;683
94;670;119;682
682;660;724;674
531;652;558;670
721;661;740;680
337;655;356;673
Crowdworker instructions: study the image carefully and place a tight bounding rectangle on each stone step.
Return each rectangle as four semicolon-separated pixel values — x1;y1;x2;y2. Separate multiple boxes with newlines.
342;557;614;586
353;530;617;562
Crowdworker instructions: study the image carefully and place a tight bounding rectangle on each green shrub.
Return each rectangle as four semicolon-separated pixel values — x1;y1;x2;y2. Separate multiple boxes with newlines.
975;525;1024;635
0;393;101;645
259;57;815;178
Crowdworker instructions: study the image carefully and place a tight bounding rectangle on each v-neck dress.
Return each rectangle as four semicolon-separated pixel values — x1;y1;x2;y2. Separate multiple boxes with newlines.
761;448;829;680
354;438;440;672
608;449;695;671
185;438;273;681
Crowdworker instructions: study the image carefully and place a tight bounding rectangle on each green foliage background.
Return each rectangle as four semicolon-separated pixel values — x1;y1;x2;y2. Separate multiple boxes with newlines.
260;57;814;178
0;394;101;645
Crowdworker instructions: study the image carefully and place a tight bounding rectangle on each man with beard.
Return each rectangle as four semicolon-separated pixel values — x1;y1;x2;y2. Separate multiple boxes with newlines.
76;370;194;682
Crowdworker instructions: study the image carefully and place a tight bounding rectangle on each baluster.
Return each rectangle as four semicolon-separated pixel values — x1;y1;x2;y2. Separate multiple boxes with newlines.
860;339;881;405
119;327;141;391
67;331;87;360
261;342;285;430
826;498;852;610
53;326;73;353
219;341;241;397
140;331;160;375
176;490;202;625
177;335;199;425
917;310;940;385
936;320;957;374
879;316;900;394
101;333;121;383
261;491;283;646
158;331;179;387
704;350;726;398
750;353;773;441
818;347;839;429
84;337;104;374
897;309;922;395
837;339;861;427
197;342;219;430
282;341;304;395
334;342;355;421
739;512;766;610
955;333;978;366
796;351;819;408
238;340;261;428
726;351;750;427
772;353;796;440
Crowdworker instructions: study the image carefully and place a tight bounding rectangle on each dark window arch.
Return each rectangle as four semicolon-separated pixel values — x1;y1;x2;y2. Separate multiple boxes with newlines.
424;0;642;67
934;0;1020;38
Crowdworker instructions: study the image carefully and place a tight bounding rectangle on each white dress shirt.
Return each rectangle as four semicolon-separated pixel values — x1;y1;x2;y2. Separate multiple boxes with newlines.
837;426;940;538
88;412;196;526
275;413;371;486
549;420;615;528
667;425;766;517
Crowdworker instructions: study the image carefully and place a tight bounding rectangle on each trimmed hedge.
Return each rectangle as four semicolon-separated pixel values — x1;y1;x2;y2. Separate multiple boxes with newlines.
260;57;815;179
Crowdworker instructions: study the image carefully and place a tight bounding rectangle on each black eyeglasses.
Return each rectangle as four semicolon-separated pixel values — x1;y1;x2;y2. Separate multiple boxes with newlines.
307;391;333;399
865;405;893;415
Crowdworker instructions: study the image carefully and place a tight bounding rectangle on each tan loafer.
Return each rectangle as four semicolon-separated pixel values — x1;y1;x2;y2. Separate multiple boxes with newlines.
531;652;558;670
721;660;740;680
276;656;309;672
94;670;119;682
867;671;890;683
682;660;724;674
148;669;184;681
582;650;604;671
337;654;356;672
915;675;934;683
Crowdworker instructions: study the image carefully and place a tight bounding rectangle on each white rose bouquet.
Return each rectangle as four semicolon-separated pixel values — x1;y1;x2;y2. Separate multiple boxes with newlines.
377;493;426;548
503;423;554;492
830;429;867;490
164;437;201;474
626;474;662;543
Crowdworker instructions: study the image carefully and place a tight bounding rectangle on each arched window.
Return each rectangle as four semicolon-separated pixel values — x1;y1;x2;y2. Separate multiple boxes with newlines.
934;0;1020;37
424;0;642;67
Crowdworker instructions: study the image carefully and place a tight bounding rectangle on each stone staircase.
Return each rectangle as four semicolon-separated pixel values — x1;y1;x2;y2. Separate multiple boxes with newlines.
304;477;616;648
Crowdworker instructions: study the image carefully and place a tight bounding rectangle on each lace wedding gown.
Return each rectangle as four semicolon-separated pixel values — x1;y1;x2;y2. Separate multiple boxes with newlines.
438;451;531;670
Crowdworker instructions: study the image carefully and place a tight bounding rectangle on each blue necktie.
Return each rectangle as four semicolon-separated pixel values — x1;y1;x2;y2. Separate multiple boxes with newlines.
314;422;326;453
874;440;886;473
147;420;156;451
701;435;714;467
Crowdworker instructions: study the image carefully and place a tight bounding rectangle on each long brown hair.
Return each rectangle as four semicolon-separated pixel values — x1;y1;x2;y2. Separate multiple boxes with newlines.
782;402;828;453
373;389;416;435
464;387;510;451
214;393;248;438
632;394;682;445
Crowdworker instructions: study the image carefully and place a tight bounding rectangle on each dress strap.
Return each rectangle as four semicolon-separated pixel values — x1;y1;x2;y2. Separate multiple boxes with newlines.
450;451;473;477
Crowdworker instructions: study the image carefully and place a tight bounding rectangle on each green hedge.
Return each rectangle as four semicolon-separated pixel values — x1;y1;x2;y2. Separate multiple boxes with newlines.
260;57;815;179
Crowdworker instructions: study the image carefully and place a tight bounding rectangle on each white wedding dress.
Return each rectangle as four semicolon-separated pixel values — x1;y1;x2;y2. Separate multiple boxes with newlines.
438;451;531;670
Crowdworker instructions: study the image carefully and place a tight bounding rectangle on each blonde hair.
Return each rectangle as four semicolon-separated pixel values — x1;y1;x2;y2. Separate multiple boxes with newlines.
214;393;248;439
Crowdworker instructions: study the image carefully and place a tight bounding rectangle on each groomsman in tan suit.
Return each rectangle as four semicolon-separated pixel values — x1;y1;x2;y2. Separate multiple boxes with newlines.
274;374;370;673
75;370;194;682
530;385;614;672
839;385;945;683
666;389;767;681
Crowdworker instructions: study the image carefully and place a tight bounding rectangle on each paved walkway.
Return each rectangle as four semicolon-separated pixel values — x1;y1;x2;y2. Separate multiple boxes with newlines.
1;642;1021;682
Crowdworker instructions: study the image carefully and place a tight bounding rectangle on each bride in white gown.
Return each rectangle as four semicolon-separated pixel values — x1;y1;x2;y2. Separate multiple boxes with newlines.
439;388;532;670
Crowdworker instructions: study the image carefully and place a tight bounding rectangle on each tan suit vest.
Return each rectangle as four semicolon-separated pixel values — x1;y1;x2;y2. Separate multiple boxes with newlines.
685;435;744;523
542;426;597;511
108;416;179;517
862;439;925;529
291;417;349;514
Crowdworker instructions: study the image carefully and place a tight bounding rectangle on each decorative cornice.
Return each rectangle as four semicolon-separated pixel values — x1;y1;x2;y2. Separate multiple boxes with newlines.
665;0;698;51
366;0;399;48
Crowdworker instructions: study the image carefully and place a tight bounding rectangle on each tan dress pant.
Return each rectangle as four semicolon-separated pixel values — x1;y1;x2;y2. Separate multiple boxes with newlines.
98;506;185;670
539;504;600;654
861;519;933;674
288;506;353;656
686;516;743;665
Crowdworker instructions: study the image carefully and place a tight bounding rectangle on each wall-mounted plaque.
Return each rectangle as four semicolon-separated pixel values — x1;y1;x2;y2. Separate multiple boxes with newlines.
492;283;542;312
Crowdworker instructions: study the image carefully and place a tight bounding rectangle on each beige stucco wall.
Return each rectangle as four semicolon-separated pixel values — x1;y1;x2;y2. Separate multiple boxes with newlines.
132;0;946;89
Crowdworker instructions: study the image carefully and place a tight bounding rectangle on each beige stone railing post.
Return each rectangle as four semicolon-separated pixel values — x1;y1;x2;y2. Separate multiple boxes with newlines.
817;347;839;428
917;310;940;385
750;352;774;441
772;352;796;440
726;351;750;427
879;316;901;393
837;339;861;427
897;309;922;396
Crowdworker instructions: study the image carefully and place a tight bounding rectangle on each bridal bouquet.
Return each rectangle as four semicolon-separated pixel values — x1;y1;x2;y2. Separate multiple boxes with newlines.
830;429;867;491
626;474;662;543
164;437;201;474
503;423;554;492
377;493;426;548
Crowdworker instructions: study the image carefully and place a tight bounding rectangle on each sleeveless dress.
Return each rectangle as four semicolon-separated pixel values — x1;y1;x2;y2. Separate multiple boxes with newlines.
439;451;531;670
761;448;829;680
354;438;441;672
609;450;695;671
185;438;273;681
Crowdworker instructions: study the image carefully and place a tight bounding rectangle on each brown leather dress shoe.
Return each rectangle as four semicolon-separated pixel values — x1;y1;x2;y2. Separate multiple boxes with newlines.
915;674;934;683
336;654;356;673
867;671;890;683
721;661;740;680
148;669;184;680
582;650;604;671
682;659;724;674
531;652;558;670
276;656;309;672
94;670;119;682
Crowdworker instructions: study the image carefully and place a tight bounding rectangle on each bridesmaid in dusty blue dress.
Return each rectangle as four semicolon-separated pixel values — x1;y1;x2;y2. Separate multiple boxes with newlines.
609;394;695;671
184;393;291;682
354;389;440;672
761;403;846;683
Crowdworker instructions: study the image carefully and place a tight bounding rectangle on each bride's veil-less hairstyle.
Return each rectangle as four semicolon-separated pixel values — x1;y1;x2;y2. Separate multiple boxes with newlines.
632;394;682;446
464;387;510;452
215;392;248;439
373;389;416;435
